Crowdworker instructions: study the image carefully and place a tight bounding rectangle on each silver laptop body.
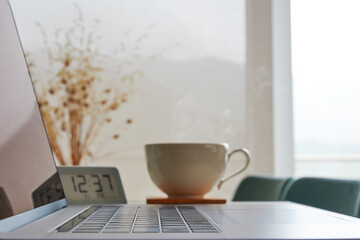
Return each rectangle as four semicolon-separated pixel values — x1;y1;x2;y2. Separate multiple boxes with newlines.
1;0;360;239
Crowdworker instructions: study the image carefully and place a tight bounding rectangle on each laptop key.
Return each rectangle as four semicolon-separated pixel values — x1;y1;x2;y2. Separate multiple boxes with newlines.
177;206;219;233
73;229;101;233
162;228;189;233
133;227;160;233
102;229;131;233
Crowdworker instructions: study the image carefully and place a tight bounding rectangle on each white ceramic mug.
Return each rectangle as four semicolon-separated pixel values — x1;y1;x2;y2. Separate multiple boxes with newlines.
145;143;251;198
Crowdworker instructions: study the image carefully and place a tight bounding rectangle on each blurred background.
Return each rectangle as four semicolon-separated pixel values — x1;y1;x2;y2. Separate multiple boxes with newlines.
10;0;247;201
9;0;360;201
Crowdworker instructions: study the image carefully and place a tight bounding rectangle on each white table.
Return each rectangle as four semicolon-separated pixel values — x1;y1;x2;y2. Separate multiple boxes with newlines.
2;201;360;239
196;201;360;239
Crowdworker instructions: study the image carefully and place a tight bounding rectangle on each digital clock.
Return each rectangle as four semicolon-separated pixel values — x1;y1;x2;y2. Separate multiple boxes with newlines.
32;173;65;208
57;166;127;204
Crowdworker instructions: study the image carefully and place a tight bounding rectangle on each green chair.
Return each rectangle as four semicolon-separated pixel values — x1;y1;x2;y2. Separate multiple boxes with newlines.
232;176;293;201
284;177;360;217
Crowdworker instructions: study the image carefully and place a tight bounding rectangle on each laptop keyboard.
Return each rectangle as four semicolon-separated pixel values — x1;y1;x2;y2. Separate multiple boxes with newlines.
64;206;219;234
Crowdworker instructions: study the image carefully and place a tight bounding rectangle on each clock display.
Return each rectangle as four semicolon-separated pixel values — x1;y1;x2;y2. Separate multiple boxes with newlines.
32;173;65;208
58;167;127;204
62;173;119;200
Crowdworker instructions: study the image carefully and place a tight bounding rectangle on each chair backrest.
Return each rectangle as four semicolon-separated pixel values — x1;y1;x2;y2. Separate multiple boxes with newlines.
284;177;360;217
232;176;293;201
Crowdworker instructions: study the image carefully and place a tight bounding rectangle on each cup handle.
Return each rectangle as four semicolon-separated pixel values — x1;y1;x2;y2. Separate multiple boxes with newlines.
217;148;251;190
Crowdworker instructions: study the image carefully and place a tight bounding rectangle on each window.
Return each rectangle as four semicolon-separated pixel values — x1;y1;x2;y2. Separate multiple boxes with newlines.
291;0;360;178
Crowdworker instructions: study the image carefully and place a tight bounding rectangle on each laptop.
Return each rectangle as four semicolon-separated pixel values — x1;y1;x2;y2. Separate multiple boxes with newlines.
2;0;360;239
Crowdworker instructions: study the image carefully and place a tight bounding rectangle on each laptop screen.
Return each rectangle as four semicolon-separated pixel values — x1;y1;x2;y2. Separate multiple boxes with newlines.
0;0;65;221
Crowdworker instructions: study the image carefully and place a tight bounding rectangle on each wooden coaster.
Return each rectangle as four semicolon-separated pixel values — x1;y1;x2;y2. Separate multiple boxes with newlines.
146;197;226;204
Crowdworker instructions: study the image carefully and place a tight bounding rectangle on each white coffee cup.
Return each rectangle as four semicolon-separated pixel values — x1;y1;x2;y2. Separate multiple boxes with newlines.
145;143;251;198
